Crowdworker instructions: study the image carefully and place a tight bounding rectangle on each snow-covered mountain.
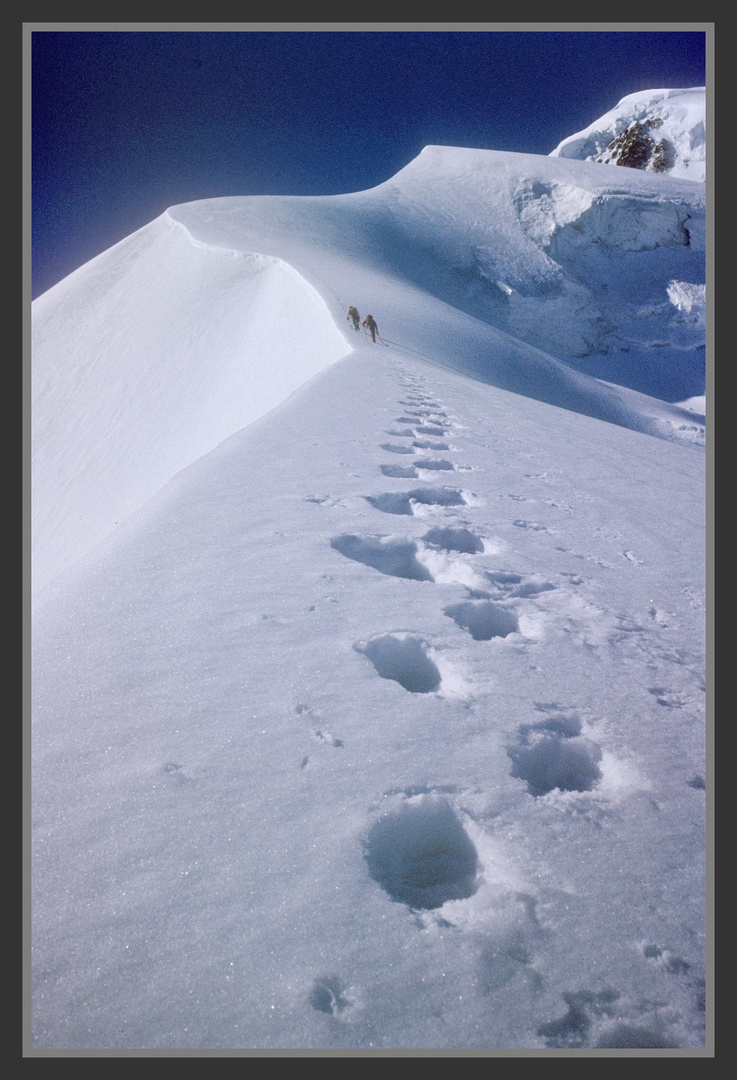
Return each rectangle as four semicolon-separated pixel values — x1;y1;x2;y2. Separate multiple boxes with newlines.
30;97;708;1052
32;140;705;596
550;87;706;183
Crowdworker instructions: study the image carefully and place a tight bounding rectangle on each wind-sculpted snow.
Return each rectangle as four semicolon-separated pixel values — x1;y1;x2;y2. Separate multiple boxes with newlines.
365;151;705;396
31;214;348;593
167;144;705;408
32;140;705;593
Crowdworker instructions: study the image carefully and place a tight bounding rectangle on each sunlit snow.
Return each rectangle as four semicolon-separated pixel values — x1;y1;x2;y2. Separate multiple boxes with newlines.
31;91;707;1052
550;86;706;183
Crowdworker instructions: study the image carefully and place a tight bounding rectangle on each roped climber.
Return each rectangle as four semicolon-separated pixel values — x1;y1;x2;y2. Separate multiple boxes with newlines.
362;314;379;343
347;306;360;331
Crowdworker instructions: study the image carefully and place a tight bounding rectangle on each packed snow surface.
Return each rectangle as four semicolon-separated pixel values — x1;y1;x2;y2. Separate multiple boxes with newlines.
31;131;707;1051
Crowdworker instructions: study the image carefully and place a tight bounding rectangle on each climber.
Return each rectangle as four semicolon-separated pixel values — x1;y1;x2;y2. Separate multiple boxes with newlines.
362;314;379;343
347;306;360;331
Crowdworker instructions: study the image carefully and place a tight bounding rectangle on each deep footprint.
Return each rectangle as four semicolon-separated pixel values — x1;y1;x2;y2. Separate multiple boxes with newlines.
380;464;419;478
414;459;455;471
331;534;433;581
445;600;519;640
364;794;479;909
365;488;467;516
423;526;485;554
380;443;416;455
309;975;351;1016
508;716;603;796
355;632;441;692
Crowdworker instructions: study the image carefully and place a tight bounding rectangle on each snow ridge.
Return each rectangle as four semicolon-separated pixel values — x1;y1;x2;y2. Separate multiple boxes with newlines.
32;138;705;594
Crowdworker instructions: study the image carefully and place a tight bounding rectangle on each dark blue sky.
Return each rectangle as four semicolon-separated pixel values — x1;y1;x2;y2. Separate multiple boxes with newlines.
30;28;706;298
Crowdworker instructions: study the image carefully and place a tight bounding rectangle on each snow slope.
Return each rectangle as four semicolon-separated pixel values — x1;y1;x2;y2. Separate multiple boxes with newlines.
550;87;706;183
30;122;708;1052
32;143;705;596
30;351;708;1052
